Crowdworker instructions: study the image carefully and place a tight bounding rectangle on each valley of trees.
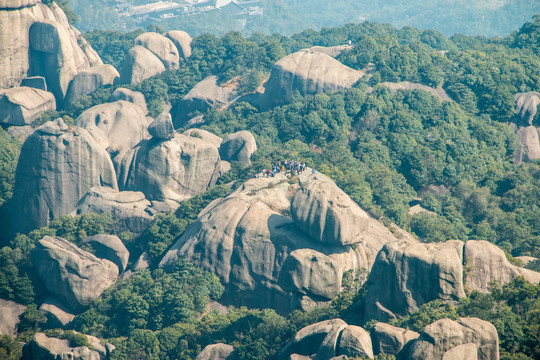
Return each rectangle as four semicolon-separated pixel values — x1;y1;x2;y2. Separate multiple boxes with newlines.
1;11;540;360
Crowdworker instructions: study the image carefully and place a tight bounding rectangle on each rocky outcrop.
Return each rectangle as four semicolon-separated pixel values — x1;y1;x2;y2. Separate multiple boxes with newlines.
405;318;499;360
11;118;118;233
370;322;419;357
174;76;234;128
160;171;400;313
134;32;179;70
80;234;129;273
291;177;370;245
280;319;373;360
119;46;165;85
75;100;149;148
514;91;540;125
21;76;47;91
0;86;55;126
148;111;175;140
22;332;113;360
514;125;540;165
6;124;34;142
114;133;221;203
1;1;101;96
0;299;26;337
219;130;257;165
364;239;466;322
304;45;352;58
39;296;75;328
258;50;363;109
71;187;153;234
64;65;119;106
183;128;223;148
196;343;237;360
31;236;118;312
166;30;192;59
109;88;148;115
378;82;451;102
463;240;540;292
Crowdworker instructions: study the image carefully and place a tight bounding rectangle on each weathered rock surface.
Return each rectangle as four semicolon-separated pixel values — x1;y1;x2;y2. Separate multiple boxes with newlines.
114;133;221;202
166;30;192;59
12;118;118;233
75;100;149;148
405;317;499;360
463;240;540;292
1;1;100;95
109;88;148;114
20;76;47;91
0;86;55;125
183;128;223;148
219;130;257;165
196;343;237;360
259;50;363;108
174;75;234;128
514;91;540;125
22;332;113;360
39;296;75;328
64;64;119;106
31;236;118;312
135;32;180;70
80;234;129;273
514;125;540;165
160;171;400;313
119;45;165;85
291;177;370;245
379;82;451;102
441;343;478;360
364;239;466;321
149;111;175;140
279;249;341;300
71;187;153;234
0;299;26;337
7;124;34;142
281;319;373;360
370;322;419;356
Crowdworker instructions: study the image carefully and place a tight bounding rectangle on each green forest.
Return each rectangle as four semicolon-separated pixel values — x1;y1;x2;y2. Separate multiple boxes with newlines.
1;11;540;360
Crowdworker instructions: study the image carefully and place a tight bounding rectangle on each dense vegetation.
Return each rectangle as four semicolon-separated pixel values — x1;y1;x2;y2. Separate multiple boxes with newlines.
1;13;540;360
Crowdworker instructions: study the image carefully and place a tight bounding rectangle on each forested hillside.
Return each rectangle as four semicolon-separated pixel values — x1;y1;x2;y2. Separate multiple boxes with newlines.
1;7;540;360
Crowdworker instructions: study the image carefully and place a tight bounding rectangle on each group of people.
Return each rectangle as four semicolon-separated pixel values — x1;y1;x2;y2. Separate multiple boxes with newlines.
262;160;308;177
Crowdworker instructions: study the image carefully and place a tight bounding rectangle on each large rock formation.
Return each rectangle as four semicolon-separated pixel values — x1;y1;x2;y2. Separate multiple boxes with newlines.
196;343;237;360
160;171;401;313
0;86;55;125
364;238;540;322
370;322;419;357
258;50;364;109
404;318;499;360
109;88;148;115
291;177;370;245
0;1;101;94
148;111;175;140
22;332;114;360
71;187;153;234
12;118;118;233
114;133;221;203
119;45;165;85
0;299;26;337
280;319;373;360
183;128;223;148
39;296;75;328
64;65;119;106
514;91;540;125
514;125;540;165
75;100;149;148
80;234;129;273
364;239;466;322
134;32;179;70
166;30;192;59
219;130;257;165
174;76;234;128
463;240;540;292
31;236;118;312
304;45;352;58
